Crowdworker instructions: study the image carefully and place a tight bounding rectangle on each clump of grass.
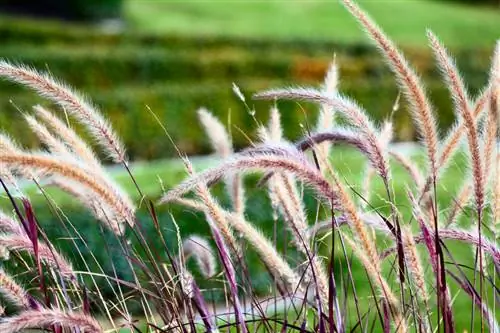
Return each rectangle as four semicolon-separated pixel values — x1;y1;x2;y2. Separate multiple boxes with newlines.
0;0;498;332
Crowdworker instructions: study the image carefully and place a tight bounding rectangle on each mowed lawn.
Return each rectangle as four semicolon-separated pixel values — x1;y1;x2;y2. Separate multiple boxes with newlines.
125;0;500;47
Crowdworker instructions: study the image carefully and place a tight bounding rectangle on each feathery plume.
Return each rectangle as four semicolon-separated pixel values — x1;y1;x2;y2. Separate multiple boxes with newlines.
0;60;126;162
484;42;499;183
197;108;232;158
268;106;283;142
181;167;300;293
402;227;429;303
0;134;19;153
33;105;101;168
323;54;339;96
24;114;72;157
0;309;102;333
255;88;390;181
327;166;381;272
225;212;301;292
160;149;339;209
438;87;490;171
49;179;122;229
170;197;206;211
23;113;135;234
0;134;33;183
341;0;438;180
342;235;401;317
181;158;301;292
347;233;407;332
0;212;24;235
493;153;500;232
484;41;500;236
316;56;339;171
297;128;369;156
181;158;240;256
197;108;245;214
380;120;393;148
0;269;31;309
307;212;391;238
0;153;134;234
490;42;500;236
182;235;217;278
382;228;499;266
439;228;499;265
428;31;484;212
0;234;74;277
268;173;329;304
259;114;327;301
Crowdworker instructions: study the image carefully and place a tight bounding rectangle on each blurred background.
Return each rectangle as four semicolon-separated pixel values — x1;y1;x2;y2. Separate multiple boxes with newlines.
0;0;498;318
0;0;498;161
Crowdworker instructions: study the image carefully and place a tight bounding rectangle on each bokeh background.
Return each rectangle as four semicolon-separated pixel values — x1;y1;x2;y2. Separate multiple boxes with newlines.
0;0;498;160
0;0;498;324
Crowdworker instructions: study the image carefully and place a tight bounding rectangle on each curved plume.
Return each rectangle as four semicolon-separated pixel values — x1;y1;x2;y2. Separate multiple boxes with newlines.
160;145;339;208
33;105;101;168
0;60;125;163
438;87;490;171
428;31;484;211
0;153;134;234
0;235;74;278
341;0;438;181
197;108;232;158
182;235;217;278
0;212;25;235
296;129;368;154
0;269;32;309
255;88;390;181
198;107;245;214
0;309;102;333
388;150;425;189
24;114;72;158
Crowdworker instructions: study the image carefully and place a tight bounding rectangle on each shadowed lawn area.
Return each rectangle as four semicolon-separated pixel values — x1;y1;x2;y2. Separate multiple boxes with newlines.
125;0;500;47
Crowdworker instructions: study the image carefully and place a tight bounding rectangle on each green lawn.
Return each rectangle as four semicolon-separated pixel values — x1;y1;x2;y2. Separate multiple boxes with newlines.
125;0;500;47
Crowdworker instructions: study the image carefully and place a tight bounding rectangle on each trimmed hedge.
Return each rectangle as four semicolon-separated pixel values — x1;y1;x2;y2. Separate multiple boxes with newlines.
0;17;493;160
0;44;490;88
0;78;481;160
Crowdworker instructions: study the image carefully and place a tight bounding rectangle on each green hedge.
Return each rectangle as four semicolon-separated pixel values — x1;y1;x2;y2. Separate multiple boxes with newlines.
0;44;490;88
0;79;480;160
0;19;493;160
